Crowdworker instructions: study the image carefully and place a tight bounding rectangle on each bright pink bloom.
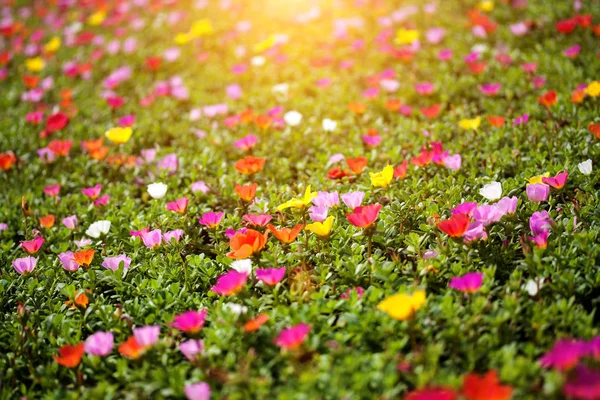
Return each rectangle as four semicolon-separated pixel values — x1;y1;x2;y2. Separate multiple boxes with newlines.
452;202;478;216
361;134;382;147
84;331;114;356
94;195;110;207
12;256;37;274
43;184;61;197
163;229;184;244
211;270;248;296
234;134;257;151
540;339;588;370
82;184;102;199
346;204;382;229
243;214;273;227
256;267;286;286
142;229;163;248
170;310;207;333
449;272;484;293
166;197;189;214
563;365;600;400
21;236;44;254
542;171;568;189
274;323;311;350
198;212;224;228
130;227;150;238
133;325;160;348
341;287;365;300
118;114;135;127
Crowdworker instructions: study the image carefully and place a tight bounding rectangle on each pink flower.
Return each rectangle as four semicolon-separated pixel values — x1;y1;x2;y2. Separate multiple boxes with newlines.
526;184;550;202
163;229;184;244
361;135;382;148
438;49;453;61
62;215;78;229
452;202;478;216
226;84;243;100
540;339;588;370
12;256;37;275
158;153;179;173
94;195;110;207
256;267;286;286
243;214;273;226
563;365;600;400
101;254;132;271
21;236;44;254
510;22;529;36
43;184;61;197
84;331;114;356
131;227;150;238
142;229;163;248
170;310;207;333
166;197;189;214
191;181;210;194
415;82;434;95
473;205;504;226
495;197;518;214
426;27;445;44
341;191;365;209
479;83;501;96
312;191;339;208
530;230;550;248
443;154;462;171
341;287;365;300
118;114;136;127
198;212;224;228
82;184;102;199
133;325;160;348
449;272;484;293
184;382;211;400
564;44;581;58
211;270;248;296
309;206;328;222
463;222;488;242
530;211;553;236
234;135;257;151
274;323;311;350
58;252;79;272
542;171;568;189
180;339;204;361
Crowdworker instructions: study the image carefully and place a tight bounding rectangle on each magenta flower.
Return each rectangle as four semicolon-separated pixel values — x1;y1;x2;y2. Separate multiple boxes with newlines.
84;331;114;356
180;339;204;361
526;184;550;202
234;134;257;151
530;230;550;248
341;287;365;300
101;254;132;271
133;325;160;348
12;256;37;275
94;195;110;207
479;83;501;96
256;267;286;286
225;227;247;240
530;211;554;236
166;197;189;214
564;44;581;58
452;202;478;216
438;48;453;60
82;184;102;199
43;184;61;197
118;114;135;127
130;227;150;238
142;229;163;248
341;191;365;209
449;272;484;293
184;382;211;400
21;236;44;254
361;135;382;148
274;323;311;350
62;215;78;229
198;212;224;228
495;197;518;214
163;229;184;244
243;214;273;227
211;270;248;296
58;251;79;272
513;114;529;126
170;310;207;333
415;82;434;95
540;339;588;370
542;171;568;189
563;365;600;400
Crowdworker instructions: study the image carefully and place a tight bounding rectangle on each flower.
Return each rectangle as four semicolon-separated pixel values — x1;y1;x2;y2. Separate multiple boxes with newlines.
164;229;184;244
377;290;426;320
235;156;266;174
59;252;79;272
563;365;600;400
526;183;550;202
82;184;102;199
438;214;470;237
495;197;518;214
142;229;163;248
284;111;303;126
341;191;365;208
538;90;557;107
341;287;365;300
180;339;204;361
585;80;600;97
539;339;588;370
133;325;160;348
86;220;111;238
542;171;568;189
244;314;270;332
449;272;484;293
312;191;339;208
346;157;368;174
267;224;303;244
309;206;329;222
256;267;286;285
43;184;61;197
170;310;208;333
396;28;419;44
305;216;334;237
578;159;593;175
369;165;394;188
322;118;337;131
235;183;257;202
21;236;44;254
346;204;382;229
479;181;502;201
147;182;168;199
198;212;224;228
191;181;210;193
84;331;114;356
72;249;95;267
211;270;248;295
473;205;503;226
277;186;317;211
12;256;37;275
462;370;513;400
234;135;257;151
166;197;189;213
243;214;272;227
459;117;481;130
118;336;144;359
102;254;132;271
274;323;311;349
53;343;85;368
62;215;78;229
406;387;457;400
227;229;268;259
184;382;211;400
105;127;133;144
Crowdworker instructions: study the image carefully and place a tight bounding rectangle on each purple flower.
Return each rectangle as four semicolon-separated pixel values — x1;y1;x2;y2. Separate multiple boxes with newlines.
102;254;132;271
180;339;204;361
463;222;487;242
530;211;553;236
133;325;160;348
526;184;550;202
59;251;79;272
84;331;114;356
184;382;211;400
62;215;78;229
563;365;600;400
157;153;178;174
513;114;529;126
341;191;365;209
473;205;504;226
449;272;484;293
12;256;37;275
540;339;588;370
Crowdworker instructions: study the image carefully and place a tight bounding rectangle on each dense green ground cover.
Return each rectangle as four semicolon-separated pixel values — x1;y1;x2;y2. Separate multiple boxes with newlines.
1;0;600;398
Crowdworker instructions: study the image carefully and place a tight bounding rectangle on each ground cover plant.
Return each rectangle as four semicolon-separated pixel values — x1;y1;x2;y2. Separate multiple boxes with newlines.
1;0;600;398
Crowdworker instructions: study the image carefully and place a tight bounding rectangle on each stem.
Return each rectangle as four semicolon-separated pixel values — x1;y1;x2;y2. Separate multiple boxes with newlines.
367;233;372;258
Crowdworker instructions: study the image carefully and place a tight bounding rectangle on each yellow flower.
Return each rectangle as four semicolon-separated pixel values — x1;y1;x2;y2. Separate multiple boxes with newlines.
395;29;419;45
105;127;133;144
377;290;426;320
175;33;191;45
585;81;600;98
87;10;106;26
43;37;61;53
25;57;45;72
477;0;494;12
305;216;334;237
190;19;214;37
277;185;317;211
527;172;549;185
370;165;394;188
254;35;277;53
458;117;481;130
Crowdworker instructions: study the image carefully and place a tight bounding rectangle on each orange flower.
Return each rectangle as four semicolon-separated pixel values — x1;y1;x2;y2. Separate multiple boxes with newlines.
462;370;513;400
72;249;95;267
589;123;600;139
118;336;144;359
538;90;557;108
255;114;272;130
53;343;85;368
267;224;303;244
346;157;368;174
240;109;255;123
0;151;17;171
81;138;104;153
235;183;257;202
90;147;109;161
348;102;367;114
23;74;39;88
227;229;268;259
40;214;55;228
244;314;270;332
571;89;585;103
385;99;402;111
48;140;72;157
66;291;90;309
487;116;505;127
234;156;266;175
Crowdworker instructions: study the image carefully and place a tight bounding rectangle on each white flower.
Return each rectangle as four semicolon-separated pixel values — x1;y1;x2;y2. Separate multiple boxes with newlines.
479;181;502;201
578;159;592;175
147;182;168;199
251;55;265;66
222;302;248;316
230;259;252;275
271;83;289;95
322;118;337;132
86;220;111;238
284;111;302;126
523;278;545;296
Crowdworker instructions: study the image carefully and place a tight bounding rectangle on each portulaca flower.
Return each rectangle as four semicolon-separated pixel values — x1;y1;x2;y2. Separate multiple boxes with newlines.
86;220;111;238
222;302;248;316
230;259;252;275
479;181;502;201
147;182;168;199
322;118;337;132
251;55;265;66
271;83;289;96
578;159;592;175
523;278;545;296
284;111;302;126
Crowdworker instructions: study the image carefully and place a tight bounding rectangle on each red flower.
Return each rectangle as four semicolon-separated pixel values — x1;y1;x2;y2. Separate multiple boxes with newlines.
346;157;368;174
538;90;557;108
0;151;17;171
328;167;350;180
589;123;600;139
406;387;457;400
394;160;408;179
48;140;73;157
556;18;578;34
462;370;513;400
46;112;69;133
346;204;382;229
420;104;441;119
53;343;85;368
487;116;506;127
437;214;470;237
